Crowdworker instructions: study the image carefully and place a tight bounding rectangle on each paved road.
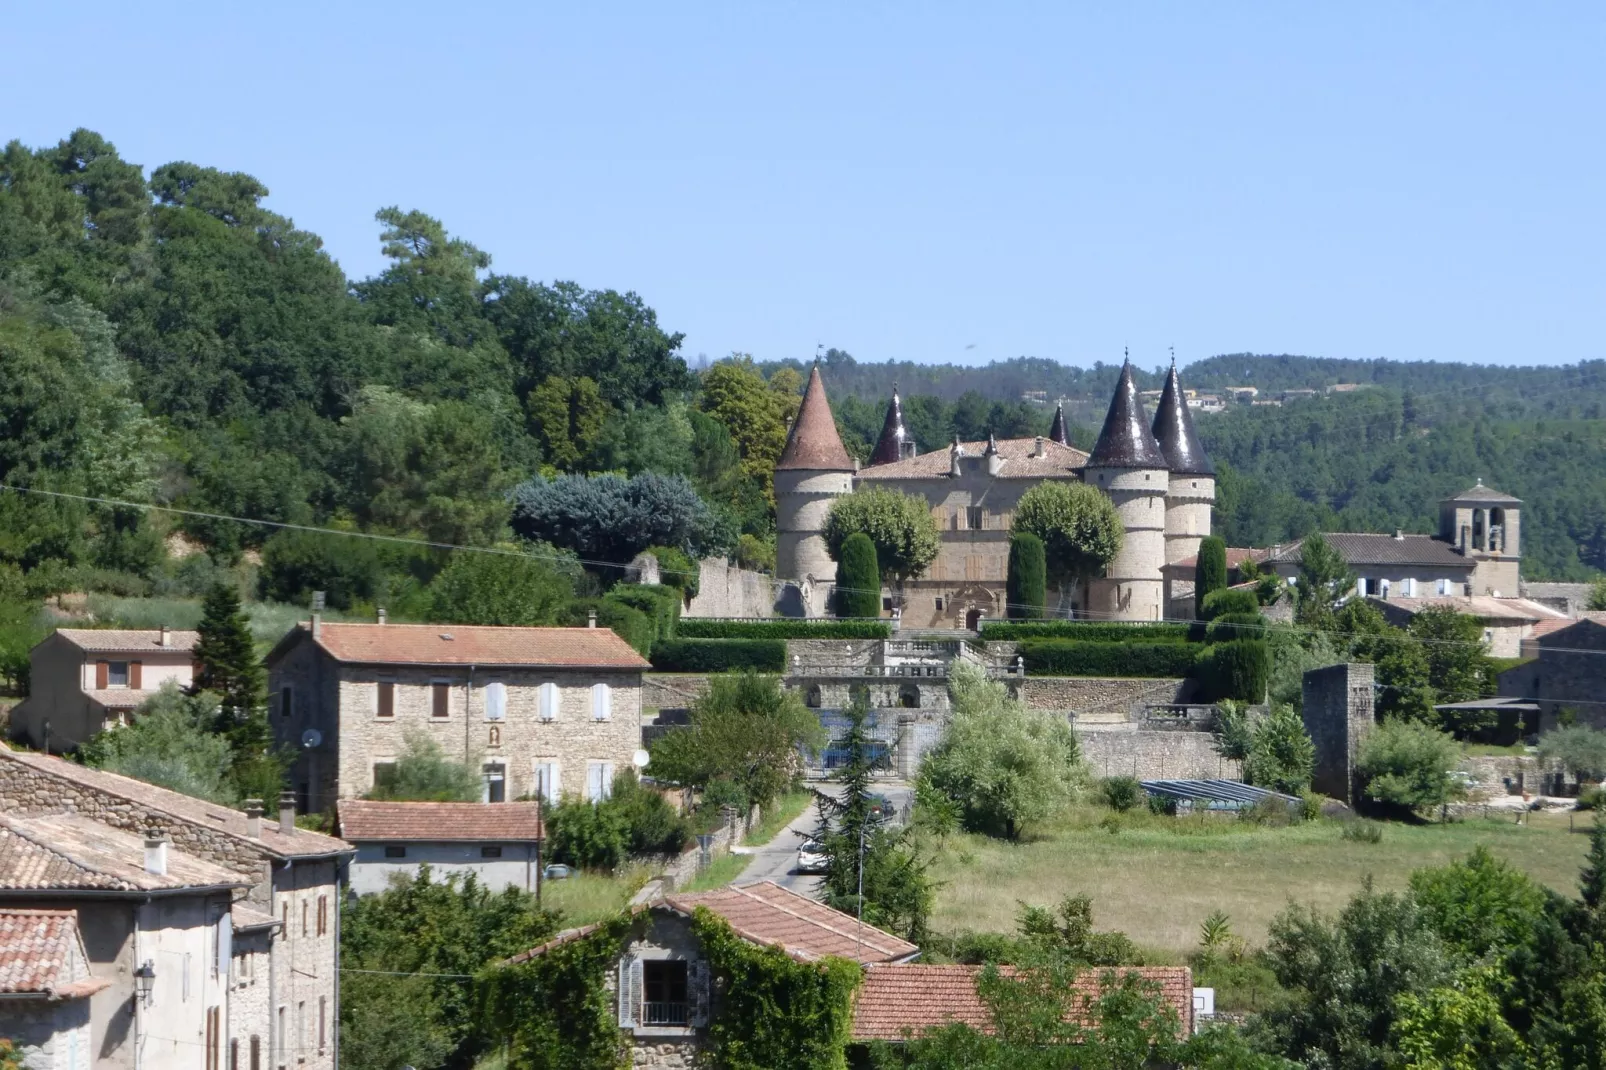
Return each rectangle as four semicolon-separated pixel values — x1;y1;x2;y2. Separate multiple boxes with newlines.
738;779;914;894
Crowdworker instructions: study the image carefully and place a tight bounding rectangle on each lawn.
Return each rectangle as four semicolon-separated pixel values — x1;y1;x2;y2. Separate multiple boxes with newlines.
928;805;1592;957
743;790;816;846
680;852;753;892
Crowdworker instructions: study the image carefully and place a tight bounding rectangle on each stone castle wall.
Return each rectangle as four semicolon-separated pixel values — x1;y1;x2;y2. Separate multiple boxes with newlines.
1077;724;1240;781
683;559;776;620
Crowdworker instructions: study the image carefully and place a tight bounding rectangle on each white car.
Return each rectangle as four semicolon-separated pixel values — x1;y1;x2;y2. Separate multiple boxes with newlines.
796;839;829;874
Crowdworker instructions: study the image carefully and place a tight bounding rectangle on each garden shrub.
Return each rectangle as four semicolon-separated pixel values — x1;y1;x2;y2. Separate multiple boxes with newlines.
1200;587;1260;621
604;583;680;644
1195;536;1228;619
834;532;881;619
1102;776;1142;812
1196;640;1270;702
648;639;786;673
1342;819;1385;843
979;621;1192;643
1006;532;1047;620
1205;612;1267;643
1019;639;1202;678
677;619;890;640
562;598;655;655
643;544;700;600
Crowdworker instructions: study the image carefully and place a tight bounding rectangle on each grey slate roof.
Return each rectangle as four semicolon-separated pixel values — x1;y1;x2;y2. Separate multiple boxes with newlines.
1266;534;1471;569
869;388;911;466
1048;402;1070;446
1087;361;1167;470
1150;364;1214;476
1442;480;1521;504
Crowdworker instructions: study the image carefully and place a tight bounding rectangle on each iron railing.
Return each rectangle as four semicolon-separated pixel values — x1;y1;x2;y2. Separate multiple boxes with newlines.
643;1002;689;1026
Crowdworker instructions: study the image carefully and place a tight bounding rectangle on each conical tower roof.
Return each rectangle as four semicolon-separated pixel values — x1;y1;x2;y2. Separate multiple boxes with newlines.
1150;362;1214;476
777;365;855;471
1048;401;1070;446
869;386;912;466
1087;360;1167;469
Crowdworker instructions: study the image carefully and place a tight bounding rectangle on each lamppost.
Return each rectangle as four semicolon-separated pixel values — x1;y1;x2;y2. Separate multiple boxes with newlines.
133;960;156;1007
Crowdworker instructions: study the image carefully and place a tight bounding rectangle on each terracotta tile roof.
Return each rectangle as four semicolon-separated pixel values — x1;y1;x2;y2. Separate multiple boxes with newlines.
1265;534;1472;569
1165;547;1268;573
861;438;1089;481
0;745;353;861
1529;613;1606;641
0;909;109;999
337;801;543;842
850;963;1193;1042
777;365;855;472
281;622;650;669
84;688;161;709
1375;596;1567;623
54;629;200;654
1443;481;1521;504
1534;617;1606;647
663;881;919;965
0;813;249;893
231;902;280;932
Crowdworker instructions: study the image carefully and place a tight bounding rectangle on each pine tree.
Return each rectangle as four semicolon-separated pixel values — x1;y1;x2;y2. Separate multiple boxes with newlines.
1006;532;1046;620
1195;536;1228;620
1582;811;1606;913
193;583;267;740
835;533;881;619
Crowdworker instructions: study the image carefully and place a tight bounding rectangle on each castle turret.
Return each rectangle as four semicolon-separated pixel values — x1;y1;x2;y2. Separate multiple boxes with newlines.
775;365;857;616
869;385;915;465
1083;360;1168;621
1048;401;1070;446
1150;360;1215;567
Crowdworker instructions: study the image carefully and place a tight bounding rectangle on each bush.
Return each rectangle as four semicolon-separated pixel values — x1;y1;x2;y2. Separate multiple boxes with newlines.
1205;612;1267;643
643;545;700;600
605;583;680;644
735;533;775;574
835;532;881;619
1195;536;1228;620
1342;819;1385;844
545;796;628;870
562;598;655;655
1196;640;1270;702
1018;640;1202;678
610;771;691;856
1243;704;1315;796
1537;724;1606;783
1357;718;1464;813
978;621;1191;643
366;731;481;802
677;619;890;640
1102;776;1142;812
1006;532;1047;620
1200;587;1260;622
648;639;786;673
259;528;385;610
1579;786;1606;811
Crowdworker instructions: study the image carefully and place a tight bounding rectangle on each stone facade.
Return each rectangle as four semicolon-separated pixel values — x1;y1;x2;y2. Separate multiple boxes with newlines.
0;997;91;1070
775;468;854;618
1164;474;1215;567
683;558;777;620
1302;663;1376;804
1083;464;1169;622
612;913;711;1065
1077;724;1240;781
269;639;644;808
1498;618;1606;731
1020;677;1192;719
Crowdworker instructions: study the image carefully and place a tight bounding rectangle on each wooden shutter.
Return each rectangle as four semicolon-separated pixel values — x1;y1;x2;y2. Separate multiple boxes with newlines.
690;959;711;1027
250;1036;259;1070
377;681;394;719
96;661;108;689
129;662;143;689
617;955;640;1028
432;683;450;718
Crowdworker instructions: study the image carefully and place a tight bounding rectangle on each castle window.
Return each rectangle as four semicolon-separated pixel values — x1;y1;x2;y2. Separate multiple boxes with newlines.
966;507;985;530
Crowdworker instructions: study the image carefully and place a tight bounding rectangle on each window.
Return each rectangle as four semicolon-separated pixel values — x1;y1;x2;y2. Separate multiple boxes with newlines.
483;762;506;803
1438;578;1453;595
280;686;294;720
280;902;289;940
534;762;559;802
484;681;506;721
317;895;327;937
538;682;558;721
384;845;406;859
296;1001;305;1062
250;1035;260;1070
586;761;614;802
372;762;398;793
276;1007;286;1065
318;997;326;1053
376;681;394;719
107;661;130;687
481;845;503;858
591;683;611;721
301;901;308;938
432;682;451;719
231;1038;240;1070
207;1007;221;1070
642;960;690;1026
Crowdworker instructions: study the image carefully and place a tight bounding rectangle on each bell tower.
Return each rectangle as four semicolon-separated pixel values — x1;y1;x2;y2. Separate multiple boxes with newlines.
1438;480;1521;596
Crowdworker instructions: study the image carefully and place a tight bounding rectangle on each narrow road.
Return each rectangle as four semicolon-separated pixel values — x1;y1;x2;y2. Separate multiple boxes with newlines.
739;790;826;893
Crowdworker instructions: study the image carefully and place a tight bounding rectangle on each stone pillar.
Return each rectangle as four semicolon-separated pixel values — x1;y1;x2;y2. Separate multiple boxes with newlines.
1301;663;1375;804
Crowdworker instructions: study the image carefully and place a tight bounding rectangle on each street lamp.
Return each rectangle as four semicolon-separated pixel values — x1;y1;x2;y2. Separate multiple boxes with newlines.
133;960;155;1006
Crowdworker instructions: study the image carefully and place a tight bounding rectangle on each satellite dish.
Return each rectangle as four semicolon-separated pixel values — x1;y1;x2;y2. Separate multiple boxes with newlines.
301;729;322;749
632;749;650;769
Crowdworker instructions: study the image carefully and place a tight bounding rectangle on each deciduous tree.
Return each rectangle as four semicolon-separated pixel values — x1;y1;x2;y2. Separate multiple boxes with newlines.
1012;482;1122;606
823;486;941;585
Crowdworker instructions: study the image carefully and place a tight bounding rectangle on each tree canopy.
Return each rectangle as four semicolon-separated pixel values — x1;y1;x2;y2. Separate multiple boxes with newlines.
1012;482;1123;596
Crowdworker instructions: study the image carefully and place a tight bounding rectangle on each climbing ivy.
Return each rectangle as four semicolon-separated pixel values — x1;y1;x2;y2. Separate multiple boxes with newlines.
479;913;633;1070
692;908;863;1070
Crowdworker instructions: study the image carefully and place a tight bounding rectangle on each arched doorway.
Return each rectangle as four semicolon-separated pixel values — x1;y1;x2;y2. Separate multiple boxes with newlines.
899;683;920;709
805;685;822;709
965;608;982;631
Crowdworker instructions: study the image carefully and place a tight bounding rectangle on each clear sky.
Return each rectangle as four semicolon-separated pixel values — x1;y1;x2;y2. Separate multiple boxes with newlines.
4;3;1602;369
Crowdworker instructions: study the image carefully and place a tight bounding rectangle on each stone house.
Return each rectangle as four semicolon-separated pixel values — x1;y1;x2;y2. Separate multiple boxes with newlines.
1496;617;1606;732
1371;595;1568;658
335;800;543;896
0;908;111;1070
9;629;200;754
503;881;919;1068
0;813;251;1070
264;621;650;812
0;746;352;1070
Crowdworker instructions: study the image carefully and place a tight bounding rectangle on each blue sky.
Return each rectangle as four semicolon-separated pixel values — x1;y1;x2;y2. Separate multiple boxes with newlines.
4;3;1602;369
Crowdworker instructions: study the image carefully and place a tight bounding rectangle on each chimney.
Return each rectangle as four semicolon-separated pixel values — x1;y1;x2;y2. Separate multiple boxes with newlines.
244;799;264;839
949;438;963;478
377;607;387;625
1033;436;1045;459
159;625;171;648
278;791;296;835
311;613;322;639
143;832;168;877
1394;529;1405;540
587;610;597;629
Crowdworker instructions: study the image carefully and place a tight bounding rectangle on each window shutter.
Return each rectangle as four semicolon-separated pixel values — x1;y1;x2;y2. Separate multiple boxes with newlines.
377;682;394;719
617;955;639;1028
539;683;557;721
690;959;711;1027
129;662;143;689
96;661;108;689
592;683;610;721
485;682;506;721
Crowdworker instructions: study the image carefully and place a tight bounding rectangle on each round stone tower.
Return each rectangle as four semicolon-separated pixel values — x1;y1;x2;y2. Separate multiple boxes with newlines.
1082;359;1169;621
1150;360;1215;567
775;365;857;616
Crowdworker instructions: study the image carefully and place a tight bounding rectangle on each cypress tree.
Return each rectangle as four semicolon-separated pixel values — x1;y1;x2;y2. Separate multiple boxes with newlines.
835;533;882;619
1195;535;1228;620
1006;532;1047;620
1582;811;1606;912
194;582;267;729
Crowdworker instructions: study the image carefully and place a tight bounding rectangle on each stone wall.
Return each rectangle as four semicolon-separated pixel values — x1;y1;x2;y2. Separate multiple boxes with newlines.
684;559;776;620
0;997;90;1070
643;675;714;713
1302;663;1375;804
656;813;743;890
1021;677;1192;718
1077;724;1240;781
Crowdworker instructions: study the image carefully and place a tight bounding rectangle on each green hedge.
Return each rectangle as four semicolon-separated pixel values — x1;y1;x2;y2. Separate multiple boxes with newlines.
564;599;656;656
1196;639;1270;702
649;639;787;673
1200;587;1260;621
676;620;891;640
1018;640;1203;678
980;621;1192;643
1204;612;1267;643
606;584;681;644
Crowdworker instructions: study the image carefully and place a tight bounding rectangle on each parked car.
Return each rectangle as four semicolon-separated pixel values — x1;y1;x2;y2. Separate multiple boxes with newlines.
796;839;829;874
543;863;573;881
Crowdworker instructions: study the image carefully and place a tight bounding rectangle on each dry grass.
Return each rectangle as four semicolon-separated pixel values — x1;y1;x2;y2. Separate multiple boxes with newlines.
538;866;649;927
928;805;1591;957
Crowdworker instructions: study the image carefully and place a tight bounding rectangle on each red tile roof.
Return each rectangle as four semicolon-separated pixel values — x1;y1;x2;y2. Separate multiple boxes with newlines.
0;909;109;999
850;963;1193;1042
0;813;249;893
84;688;161;709
1529;613;1606;640
337;801;543;843
860;438;1089;481
281;622;650;669
54;629;200;654
0;745;352;861
776;366;855;472
663;881;918;965
1376;596;1566;623
1166;547;1268;572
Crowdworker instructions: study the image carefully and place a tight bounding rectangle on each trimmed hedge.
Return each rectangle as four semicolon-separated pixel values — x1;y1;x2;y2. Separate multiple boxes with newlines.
648;639;786;673
835;533;881;619
677;620;891;640
1200;587;1260;621
1196;639;1270;702
1018;640;1203;678
980;621;1192;643
1195;535;1228;619
564;598;656;656
1006;532;1047;620
606;583;681;644
1204;612;1267;643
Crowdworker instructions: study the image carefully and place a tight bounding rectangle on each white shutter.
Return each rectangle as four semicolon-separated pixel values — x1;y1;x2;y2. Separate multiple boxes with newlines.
592;683;611;721
539;683;557;721
216;913;231;978
485;682;506;721
617;955;639;1028
690;959;710;1027
601;763;614;800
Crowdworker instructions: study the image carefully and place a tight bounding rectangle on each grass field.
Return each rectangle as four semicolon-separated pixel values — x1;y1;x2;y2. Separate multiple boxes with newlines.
928;805;1592;957
681;853;753;892
538;869;643;927
744;790;816;846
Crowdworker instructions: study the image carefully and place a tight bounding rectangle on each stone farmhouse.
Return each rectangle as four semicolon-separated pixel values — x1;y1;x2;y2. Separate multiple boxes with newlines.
10;628;200;754
777;358;1216;626
1490;617;1606;732
0;908;109;1070
265;621;650;812
0;746;352;1070
335;800;544;896
1373;594;1567;658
